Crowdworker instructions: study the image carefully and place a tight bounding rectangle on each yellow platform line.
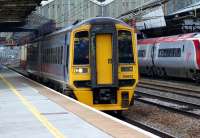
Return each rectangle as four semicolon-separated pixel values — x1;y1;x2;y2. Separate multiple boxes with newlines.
0;74;66;138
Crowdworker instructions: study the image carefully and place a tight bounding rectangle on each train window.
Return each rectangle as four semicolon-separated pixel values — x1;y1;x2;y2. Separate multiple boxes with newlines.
54;48;56;64
52;48;54;64
158;48;181;57
53;48;57;64
49;49;50;63
51;48;53;64
45;49;46;63
61;46;63;64
66;32;70;70
45;49;47;63
53;48;55;64
56;47;58;64
59;47;61;64
50;48;52;63
138;50;146;57
47;48;49;63
43;49;45;63
57;47;59;64
42;48;43;63
58;47;61;64
73;31;89;65
118;30;134;63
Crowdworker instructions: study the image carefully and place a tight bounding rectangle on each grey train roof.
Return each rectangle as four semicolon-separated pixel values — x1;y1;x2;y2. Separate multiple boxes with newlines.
48;17;129;37
73;17;128;28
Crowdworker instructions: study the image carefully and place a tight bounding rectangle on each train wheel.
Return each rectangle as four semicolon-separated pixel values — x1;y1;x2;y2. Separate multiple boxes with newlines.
192;73;200;84
63;89;77;100
147;68;154;77
162;68;167;78
158;68;165;78
114;110;123;116
157;68;161;78
152;67;158;78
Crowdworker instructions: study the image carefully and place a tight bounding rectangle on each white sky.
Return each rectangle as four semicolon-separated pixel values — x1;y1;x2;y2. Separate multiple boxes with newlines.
41;0;54;6
41;0;115;6
88;0;115;5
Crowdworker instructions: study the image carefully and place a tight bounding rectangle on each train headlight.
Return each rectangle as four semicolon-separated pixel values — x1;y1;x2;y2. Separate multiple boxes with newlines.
74;68;79;73
79;68;83;73
74;68;88;73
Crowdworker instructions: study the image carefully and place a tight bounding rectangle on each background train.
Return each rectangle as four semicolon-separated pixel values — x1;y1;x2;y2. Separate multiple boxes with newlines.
0;46;20;66
138;33;200;81
19;17;138;112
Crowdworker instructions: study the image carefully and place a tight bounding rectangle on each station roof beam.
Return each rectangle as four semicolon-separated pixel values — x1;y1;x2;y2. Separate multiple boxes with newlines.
0;0;43;29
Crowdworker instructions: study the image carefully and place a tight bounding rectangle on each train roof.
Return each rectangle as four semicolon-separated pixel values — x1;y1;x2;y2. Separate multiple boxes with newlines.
73;17;128;28
138;33;200;45
45;17;129;37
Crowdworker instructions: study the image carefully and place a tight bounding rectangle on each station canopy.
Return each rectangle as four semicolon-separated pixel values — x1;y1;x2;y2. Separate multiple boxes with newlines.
0;0;56;45
13;13;56;45
0;0;43;30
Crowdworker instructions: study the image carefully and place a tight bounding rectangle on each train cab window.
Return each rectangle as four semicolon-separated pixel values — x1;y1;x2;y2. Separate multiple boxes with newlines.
118;30;134;63
73;31;89;65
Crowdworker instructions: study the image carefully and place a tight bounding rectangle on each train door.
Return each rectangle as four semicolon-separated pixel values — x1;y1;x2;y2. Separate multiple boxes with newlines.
96;34;112;85
150;43;156;76
90;24;118;88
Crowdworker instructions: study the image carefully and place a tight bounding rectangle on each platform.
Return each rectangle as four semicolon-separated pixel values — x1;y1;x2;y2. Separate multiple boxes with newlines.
0;66;158;138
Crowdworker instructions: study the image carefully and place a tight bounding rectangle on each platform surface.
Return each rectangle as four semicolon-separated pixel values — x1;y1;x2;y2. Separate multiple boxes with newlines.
0;66;158;138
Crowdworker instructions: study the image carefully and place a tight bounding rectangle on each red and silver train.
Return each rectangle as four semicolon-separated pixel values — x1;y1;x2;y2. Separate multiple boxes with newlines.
137;33;200;81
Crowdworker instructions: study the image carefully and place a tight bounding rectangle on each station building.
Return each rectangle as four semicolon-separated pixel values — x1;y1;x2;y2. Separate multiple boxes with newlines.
36;0;152;27
164;0;200;15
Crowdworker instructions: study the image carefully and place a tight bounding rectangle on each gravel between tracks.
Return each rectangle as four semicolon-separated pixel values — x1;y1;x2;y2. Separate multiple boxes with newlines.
136;87;200;106
126;101;200;138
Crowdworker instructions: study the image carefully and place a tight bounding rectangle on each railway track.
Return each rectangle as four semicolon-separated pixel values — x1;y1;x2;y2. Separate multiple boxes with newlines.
108;111;175;138
136;79;200;118
108;113;176;138
118;79;200;138
123;117;176;138
138;79;200;99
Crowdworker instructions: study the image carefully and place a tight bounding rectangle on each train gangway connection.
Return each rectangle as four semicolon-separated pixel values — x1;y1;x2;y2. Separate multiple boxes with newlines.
0;66;158;138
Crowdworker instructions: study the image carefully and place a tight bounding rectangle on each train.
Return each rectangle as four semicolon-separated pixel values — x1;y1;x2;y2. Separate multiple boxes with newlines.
138;33;200;81
19;17;139;112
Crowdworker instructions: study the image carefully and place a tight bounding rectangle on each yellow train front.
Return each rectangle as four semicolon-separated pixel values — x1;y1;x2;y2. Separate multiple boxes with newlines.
26;17;138;111
68;17;138;111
